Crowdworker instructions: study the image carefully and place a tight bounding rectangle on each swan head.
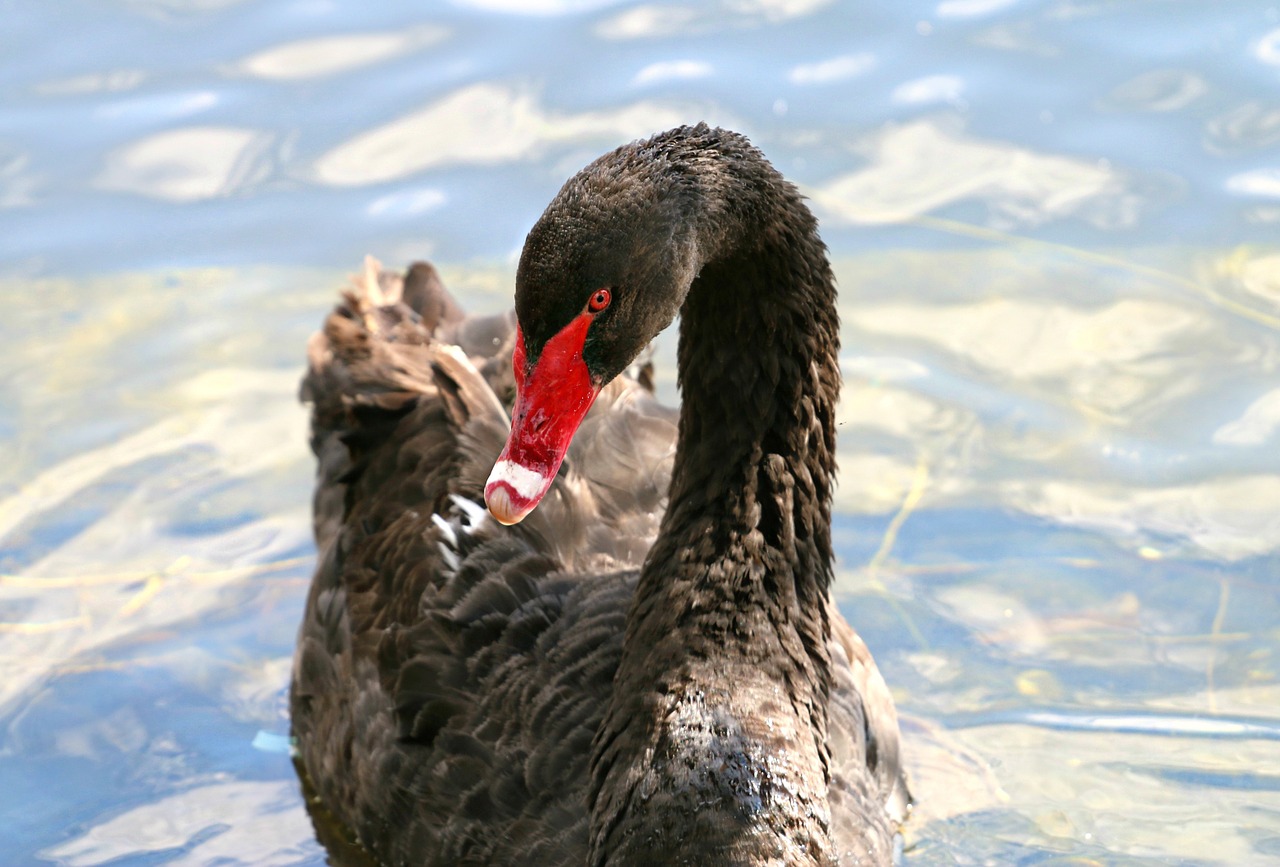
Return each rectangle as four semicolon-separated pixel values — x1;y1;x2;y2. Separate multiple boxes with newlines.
485;133;700;524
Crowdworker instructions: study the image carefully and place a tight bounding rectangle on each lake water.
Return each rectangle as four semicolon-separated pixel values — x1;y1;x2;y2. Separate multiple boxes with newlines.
3;0;1279;864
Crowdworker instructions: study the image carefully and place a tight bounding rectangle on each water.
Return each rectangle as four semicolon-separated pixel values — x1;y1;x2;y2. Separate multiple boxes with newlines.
2;0;1278;863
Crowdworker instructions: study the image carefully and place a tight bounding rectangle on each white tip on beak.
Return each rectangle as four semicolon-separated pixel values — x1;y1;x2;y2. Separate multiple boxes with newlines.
484;459;551;525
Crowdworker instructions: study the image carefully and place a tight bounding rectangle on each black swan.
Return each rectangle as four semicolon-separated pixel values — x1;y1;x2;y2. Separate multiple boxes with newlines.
293;124;910;866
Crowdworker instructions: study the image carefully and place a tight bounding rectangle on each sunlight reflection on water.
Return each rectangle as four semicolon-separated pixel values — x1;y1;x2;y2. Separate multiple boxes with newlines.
2;0;1279;864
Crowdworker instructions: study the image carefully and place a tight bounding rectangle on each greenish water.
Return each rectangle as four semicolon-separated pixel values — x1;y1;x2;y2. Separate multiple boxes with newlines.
2;1;1279;864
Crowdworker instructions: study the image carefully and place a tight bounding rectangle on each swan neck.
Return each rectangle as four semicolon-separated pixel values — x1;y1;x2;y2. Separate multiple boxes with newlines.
663;165;841;588
589;152;844;865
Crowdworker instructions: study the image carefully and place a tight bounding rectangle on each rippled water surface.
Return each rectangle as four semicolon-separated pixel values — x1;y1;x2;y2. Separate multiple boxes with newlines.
3;1;1280;864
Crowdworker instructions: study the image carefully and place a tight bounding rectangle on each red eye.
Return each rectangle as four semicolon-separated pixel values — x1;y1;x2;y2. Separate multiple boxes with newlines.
587;289;611;313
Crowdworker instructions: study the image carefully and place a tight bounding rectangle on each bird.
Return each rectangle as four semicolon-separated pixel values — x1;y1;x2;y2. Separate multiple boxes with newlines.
292;123;910;867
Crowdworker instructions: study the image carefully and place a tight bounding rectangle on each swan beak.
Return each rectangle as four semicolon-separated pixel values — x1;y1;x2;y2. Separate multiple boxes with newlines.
484;313;601;525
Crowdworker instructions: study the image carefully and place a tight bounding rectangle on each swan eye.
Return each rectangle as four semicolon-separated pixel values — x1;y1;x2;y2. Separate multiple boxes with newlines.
587;289;611;313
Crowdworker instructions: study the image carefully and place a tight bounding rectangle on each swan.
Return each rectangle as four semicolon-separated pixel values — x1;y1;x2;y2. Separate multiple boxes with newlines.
292;124;910;866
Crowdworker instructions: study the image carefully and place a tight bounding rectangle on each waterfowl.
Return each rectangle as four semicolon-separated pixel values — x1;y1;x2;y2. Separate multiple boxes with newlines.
292;124;909;866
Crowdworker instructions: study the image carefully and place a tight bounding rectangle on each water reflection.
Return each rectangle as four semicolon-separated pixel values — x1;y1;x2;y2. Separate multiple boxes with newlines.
922;718;1280;863
311;83;686;185
595;5;700;39
970;19;1059;56
892;76;963;109
1008;474;1280;561
595;0;833;39
853;297;1199;396
233;26;448;81
1227;167;1280;199
94;90;219;122
1205;102;1280;154
1237;252;1280;303
1214;388;1280;445
1104;69;1208;113
632;59;714;86
813;118;1134;228
41;780;317;866
1256;26;1280;65
4;0;1280;863
455;0;630;15
123;0;254;15
35;69;147;96
0;151;37;209
788;53;877;84
97;126;275;201
937;0;1019;19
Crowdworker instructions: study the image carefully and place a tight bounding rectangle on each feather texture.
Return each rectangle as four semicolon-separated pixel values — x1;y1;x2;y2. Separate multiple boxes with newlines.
293;126;910;867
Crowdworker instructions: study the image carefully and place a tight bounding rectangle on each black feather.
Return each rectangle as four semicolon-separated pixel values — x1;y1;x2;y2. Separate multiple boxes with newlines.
292;126;910;867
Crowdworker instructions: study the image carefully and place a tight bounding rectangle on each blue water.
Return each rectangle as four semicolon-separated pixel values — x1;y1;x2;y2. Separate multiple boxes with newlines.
2;0;1279;864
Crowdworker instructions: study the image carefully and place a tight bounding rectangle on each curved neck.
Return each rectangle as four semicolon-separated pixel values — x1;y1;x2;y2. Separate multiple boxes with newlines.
589;142;843;866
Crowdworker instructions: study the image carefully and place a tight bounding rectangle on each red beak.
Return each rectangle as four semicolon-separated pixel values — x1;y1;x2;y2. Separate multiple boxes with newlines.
485;315;600;525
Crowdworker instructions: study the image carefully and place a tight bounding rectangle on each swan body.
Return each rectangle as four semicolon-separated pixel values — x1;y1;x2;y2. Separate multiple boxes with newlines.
292;125;909;866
